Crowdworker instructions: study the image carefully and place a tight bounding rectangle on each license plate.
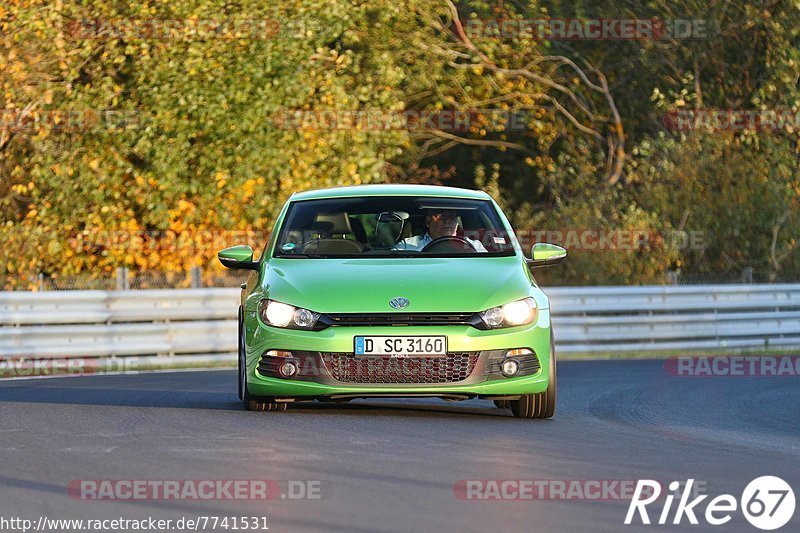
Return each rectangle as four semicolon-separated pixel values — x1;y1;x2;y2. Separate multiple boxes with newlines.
354;336;447;358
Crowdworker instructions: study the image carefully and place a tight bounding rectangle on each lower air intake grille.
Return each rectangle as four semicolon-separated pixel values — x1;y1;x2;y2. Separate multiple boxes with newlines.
320;352;479;384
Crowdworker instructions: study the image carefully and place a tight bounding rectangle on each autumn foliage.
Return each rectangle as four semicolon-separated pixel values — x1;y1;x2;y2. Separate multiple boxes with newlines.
1;1;798;289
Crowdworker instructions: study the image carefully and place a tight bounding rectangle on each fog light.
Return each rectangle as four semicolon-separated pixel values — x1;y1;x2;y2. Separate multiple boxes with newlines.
279;361;298;378
501;359;520;377
265;350;293;358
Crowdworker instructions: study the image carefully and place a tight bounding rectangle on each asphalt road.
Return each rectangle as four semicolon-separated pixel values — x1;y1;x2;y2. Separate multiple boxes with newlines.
0;360;798;532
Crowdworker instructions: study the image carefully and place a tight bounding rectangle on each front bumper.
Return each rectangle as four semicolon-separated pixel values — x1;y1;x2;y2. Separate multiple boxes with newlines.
244;318;552;398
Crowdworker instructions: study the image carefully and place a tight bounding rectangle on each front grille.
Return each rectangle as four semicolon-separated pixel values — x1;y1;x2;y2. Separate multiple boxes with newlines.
321;352;479;384
325;313;474;327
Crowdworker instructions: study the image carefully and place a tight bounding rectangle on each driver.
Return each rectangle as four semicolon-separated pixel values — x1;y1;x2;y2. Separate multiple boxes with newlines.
393;209;487;252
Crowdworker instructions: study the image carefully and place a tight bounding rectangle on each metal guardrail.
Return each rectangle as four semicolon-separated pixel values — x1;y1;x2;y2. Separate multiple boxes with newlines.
0;289;237;359
546;285;800;352
1;285;799;360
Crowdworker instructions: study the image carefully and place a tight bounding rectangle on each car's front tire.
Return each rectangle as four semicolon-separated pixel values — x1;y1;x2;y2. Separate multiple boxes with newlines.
244;392;288;412
239;306;288;412
238;307;245;401
511;332;556;419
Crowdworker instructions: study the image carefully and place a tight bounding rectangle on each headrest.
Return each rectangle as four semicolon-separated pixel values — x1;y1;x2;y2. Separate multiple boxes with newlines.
314;212;353;234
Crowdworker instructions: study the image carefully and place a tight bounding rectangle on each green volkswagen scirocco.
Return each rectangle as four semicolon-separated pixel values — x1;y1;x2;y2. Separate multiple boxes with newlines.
219;184;566;418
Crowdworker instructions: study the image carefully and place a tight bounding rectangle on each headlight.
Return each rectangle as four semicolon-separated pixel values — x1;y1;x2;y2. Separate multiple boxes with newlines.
259;299;320;330
480;297;537;328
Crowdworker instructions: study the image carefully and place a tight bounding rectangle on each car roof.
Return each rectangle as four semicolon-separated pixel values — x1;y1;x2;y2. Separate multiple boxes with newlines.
290;184;492;201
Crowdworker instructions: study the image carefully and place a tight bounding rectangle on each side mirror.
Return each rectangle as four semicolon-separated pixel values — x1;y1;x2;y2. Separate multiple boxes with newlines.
526;243;567;268
218;245;259;271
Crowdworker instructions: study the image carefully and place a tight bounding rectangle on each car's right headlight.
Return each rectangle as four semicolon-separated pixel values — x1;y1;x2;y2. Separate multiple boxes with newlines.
479;297;537;328
259;299;320;330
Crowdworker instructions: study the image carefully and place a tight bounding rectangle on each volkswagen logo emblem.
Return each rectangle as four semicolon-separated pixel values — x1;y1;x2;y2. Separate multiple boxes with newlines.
389;297;410;310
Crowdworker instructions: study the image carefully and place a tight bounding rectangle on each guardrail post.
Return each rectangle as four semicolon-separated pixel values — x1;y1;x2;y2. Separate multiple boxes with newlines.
37;273;45;291
115;267;130;290
190;266;202;289
741;267;753;284
665;270;679;285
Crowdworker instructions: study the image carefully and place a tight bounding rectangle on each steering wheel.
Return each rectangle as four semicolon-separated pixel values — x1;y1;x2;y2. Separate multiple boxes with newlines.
420;236;477;253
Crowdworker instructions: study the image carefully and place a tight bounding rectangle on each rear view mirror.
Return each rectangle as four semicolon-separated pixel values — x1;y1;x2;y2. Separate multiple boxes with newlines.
376;211;410;246
526;243;567;268
218;245;259;271
376;211;410;223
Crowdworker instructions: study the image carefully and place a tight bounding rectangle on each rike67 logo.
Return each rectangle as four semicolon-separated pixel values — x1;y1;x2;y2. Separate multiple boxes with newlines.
626;477;795;530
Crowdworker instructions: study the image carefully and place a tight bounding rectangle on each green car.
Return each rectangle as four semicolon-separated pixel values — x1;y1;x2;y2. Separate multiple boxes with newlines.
218;184;566;418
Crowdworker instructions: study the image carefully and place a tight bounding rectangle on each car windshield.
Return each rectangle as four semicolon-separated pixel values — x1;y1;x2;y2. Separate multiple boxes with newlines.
274;196;516;258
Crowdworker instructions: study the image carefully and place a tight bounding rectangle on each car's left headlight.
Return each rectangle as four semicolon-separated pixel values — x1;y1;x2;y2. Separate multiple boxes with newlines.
480;297;537;328
259;299;320;330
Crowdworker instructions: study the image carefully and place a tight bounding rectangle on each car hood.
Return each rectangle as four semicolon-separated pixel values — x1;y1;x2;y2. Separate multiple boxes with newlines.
262;256;540;313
